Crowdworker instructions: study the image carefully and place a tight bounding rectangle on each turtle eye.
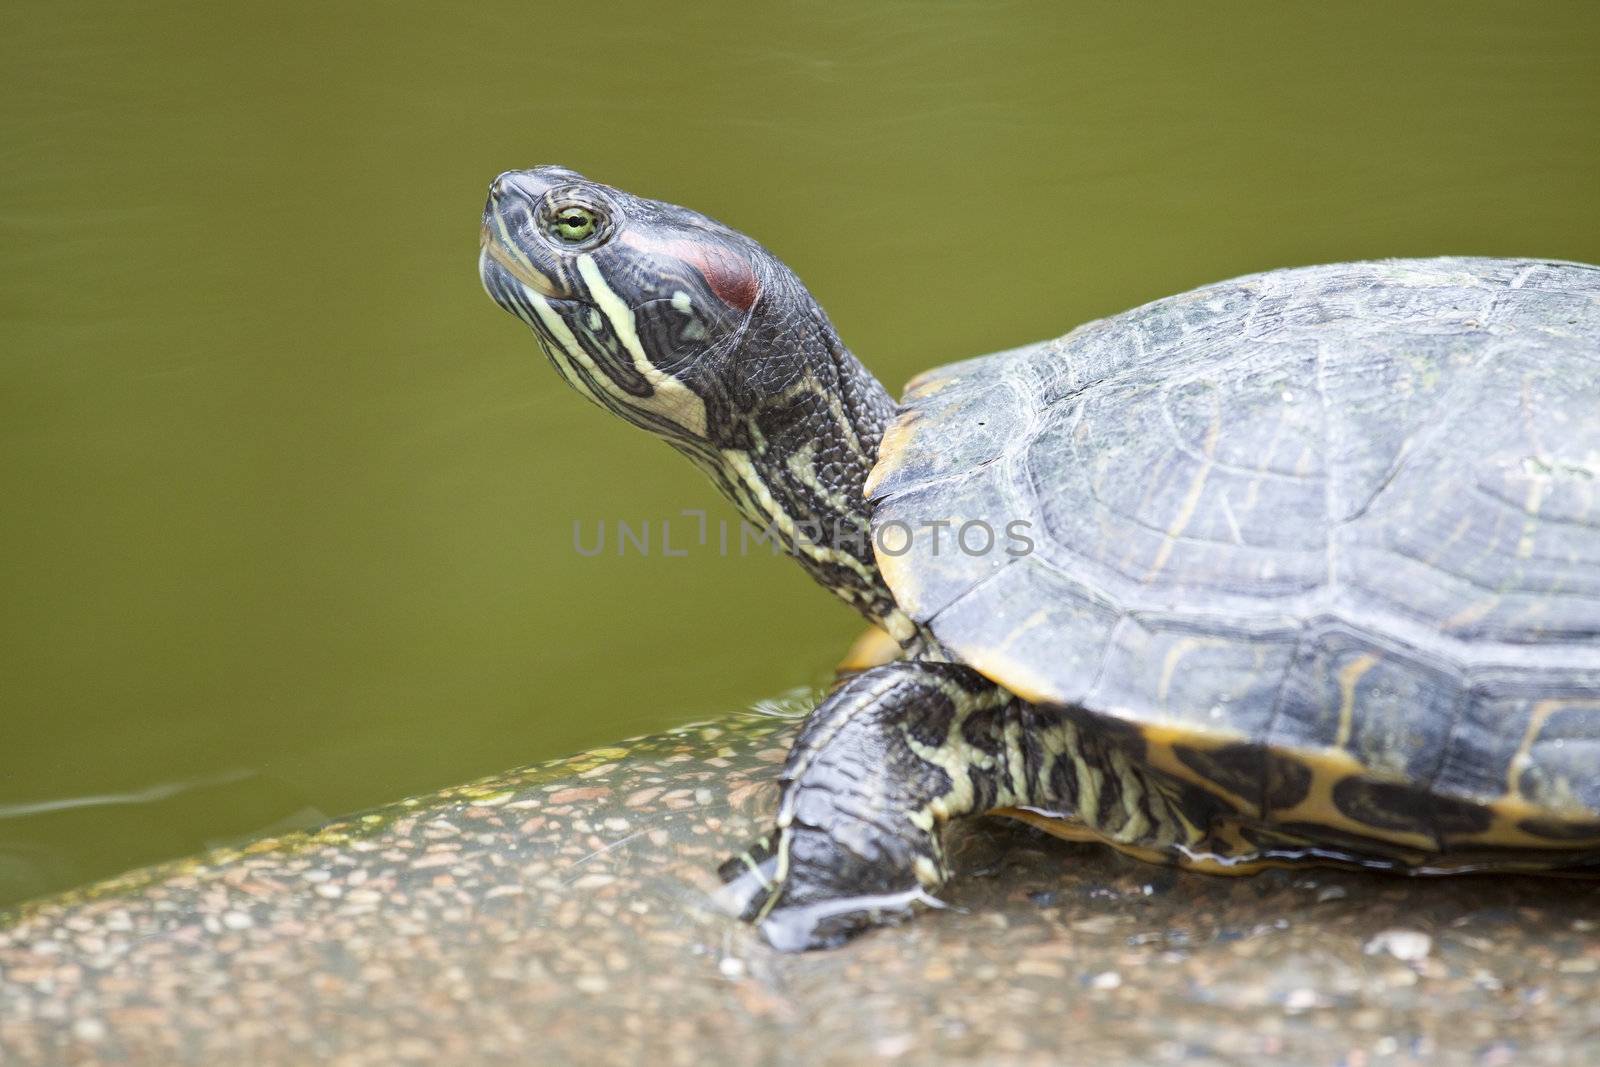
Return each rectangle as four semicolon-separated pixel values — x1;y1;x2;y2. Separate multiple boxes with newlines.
551;205;599;243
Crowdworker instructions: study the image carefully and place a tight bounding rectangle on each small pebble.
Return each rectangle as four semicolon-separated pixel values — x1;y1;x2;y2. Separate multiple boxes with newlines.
874;1033;914;1057
1364;928;1433;962
72;1018;107;1043
1284;988;1319;1012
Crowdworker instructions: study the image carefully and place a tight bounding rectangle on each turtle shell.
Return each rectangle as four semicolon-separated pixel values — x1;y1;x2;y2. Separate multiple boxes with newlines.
867;258;1600;853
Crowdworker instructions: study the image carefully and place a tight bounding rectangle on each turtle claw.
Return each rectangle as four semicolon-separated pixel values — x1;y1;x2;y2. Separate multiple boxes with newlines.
752;885;939;952
713;833;784;924
713;857;938;951
714;826;946;951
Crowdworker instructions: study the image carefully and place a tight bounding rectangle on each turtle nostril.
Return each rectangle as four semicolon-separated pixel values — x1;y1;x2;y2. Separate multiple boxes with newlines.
490;166;586;207
484;174;536;229
490;170;528;202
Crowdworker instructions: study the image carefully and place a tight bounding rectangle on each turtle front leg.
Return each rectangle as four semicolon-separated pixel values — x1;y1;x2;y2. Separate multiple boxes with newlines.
718;661;1032;950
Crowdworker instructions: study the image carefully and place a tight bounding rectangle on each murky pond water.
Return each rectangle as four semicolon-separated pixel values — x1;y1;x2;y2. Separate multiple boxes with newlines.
3;2;1598;905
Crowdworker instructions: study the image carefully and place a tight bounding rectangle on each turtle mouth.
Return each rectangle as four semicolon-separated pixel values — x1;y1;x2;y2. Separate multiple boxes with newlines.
478;207;573;301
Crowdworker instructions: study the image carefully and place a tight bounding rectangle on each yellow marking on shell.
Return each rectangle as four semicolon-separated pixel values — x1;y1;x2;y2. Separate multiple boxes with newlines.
954;625;1063;706
1156;637;1229;706
1464;795;1600;851
1133;722;1259;817
1334;653;1380;748
1170;853;1286;875
1423;513;1476;570
1142;401;1222;582
1159;711;1600;854
962;639;1600;860
863;410;923;498
1208;819;1265;862
1148;715;1573;857
901;367;960;399
871;538;931;642
574;254;709;438
1267;746;1438;852
1003;797;1596;874
1517;474;1549;559
1181;818;1306;875
1483;697;1600;843
836;626;904;675
1217;491;1244;545
1442;596;1500;633
1065;699;1596;872
1507;699;1561;798
1235;396;1292;521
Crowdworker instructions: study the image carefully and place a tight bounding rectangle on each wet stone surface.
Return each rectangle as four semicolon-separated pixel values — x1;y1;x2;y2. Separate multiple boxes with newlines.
1;709;1597;1066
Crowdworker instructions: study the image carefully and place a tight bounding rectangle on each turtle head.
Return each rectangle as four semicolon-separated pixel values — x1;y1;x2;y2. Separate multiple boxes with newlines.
480;167;913;639
480;166;807;448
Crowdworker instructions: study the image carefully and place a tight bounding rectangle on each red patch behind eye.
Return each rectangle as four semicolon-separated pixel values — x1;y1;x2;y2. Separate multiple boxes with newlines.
620;231;761;312
697;247;761;312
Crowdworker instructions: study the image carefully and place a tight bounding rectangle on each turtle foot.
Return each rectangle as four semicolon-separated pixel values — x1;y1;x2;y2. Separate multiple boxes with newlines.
714;826;945;951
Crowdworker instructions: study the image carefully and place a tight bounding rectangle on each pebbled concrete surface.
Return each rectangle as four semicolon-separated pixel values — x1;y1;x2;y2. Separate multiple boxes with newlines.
2;708;1597;1066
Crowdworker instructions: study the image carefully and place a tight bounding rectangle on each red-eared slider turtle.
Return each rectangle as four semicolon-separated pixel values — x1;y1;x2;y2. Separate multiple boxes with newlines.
478;167;1600;950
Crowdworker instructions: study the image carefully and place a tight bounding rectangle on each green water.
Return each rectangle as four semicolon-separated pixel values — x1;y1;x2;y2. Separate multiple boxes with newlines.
2;2;1597;906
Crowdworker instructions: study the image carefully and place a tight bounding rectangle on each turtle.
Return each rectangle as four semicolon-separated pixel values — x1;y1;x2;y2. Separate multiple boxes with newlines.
478;166;1600;951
